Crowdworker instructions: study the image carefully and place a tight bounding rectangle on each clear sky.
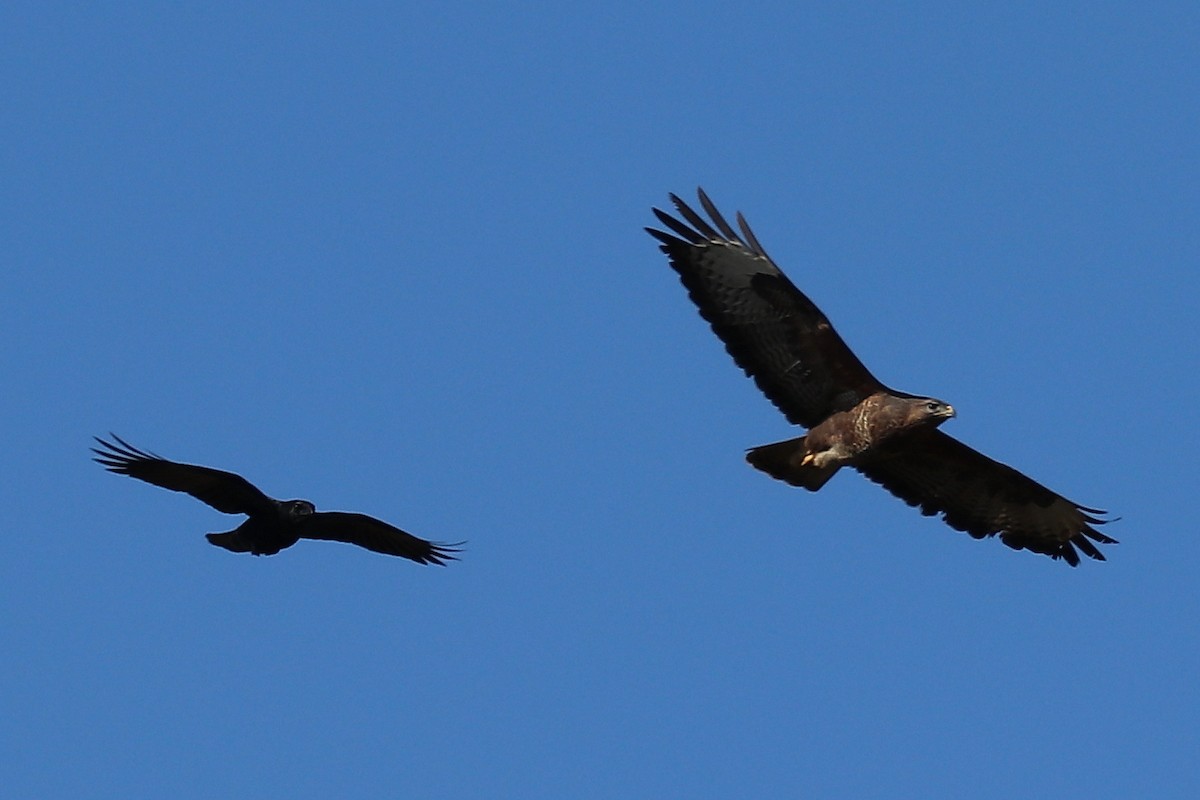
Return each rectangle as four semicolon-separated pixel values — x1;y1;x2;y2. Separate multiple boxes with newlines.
4;3;1198;797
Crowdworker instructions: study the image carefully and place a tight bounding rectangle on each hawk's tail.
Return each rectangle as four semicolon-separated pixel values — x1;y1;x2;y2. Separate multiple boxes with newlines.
746;437;838;491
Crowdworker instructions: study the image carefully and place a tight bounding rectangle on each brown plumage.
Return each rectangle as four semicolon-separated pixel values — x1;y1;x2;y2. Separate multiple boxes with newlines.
647;189;1115;565
92;435;462;565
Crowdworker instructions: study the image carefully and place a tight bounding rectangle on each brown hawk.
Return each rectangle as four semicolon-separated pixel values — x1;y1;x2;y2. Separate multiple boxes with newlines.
648;189;1115;565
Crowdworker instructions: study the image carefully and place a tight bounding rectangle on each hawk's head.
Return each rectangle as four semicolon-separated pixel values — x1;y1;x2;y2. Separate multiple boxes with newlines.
905;397;956;429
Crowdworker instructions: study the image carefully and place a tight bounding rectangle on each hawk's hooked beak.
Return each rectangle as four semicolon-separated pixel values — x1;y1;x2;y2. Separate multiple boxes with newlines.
943;404;957;419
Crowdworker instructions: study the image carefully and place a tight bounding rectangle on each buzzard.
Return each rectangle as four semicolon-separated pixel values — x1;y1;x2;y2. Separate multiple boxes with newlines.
92;435;462;564
647;189;1115;565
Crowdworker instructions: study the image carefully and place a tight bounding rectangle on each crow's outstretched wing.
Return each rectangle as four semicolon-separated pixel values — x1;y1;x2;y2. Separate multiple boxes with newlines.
92;434;276;516
298;511;462;565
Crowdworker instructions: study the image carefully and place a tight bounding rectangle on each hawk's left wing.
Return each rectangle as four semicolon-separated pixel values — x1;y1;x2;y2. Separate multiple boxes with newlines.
856;430;1116;565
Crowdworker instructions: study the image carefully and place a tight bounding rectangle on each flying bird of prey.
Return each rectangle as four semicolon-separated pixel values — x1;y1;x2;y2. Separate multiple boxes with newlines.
647;189;1115;565
92;435;462;565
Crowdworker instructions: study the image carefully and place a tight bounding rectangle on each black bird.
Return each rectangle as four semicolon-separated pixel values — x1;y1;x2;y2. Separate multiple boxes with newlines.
92;435;462;564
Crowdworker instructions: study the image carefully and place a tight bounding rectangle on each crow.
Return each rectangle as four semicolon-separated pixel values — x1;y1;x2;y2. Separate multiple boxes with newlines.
92;435;461;564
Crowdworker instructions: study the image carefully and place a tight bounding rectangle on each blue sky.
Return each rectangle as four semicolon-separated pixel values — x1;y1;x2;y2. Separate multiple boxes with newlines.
3;2;1198;797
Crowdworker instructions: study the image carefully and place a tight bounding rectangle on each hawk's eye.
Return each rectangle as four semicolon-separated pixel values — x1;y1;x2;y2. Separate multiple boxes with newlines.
926;401;940;412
